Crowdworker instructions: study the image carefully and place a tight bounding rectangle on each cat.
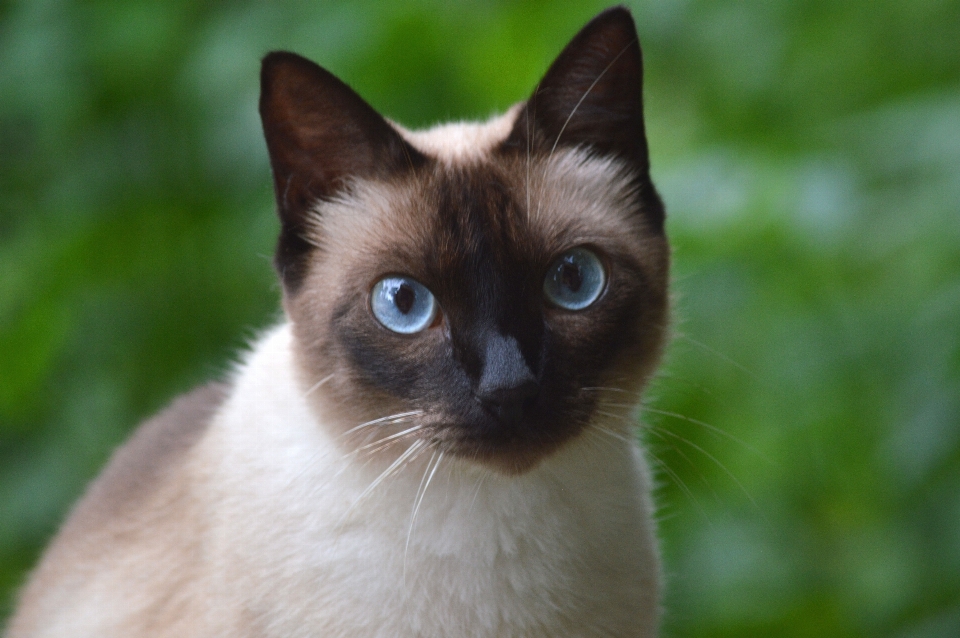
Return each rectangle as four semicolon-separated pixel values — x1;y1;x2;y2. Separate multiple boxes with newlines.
6;6;669;637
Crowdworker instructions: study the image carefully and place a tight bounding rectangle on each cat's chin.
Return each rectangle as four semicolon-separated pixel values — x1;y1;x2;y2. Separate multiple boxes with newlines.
432;421;587;476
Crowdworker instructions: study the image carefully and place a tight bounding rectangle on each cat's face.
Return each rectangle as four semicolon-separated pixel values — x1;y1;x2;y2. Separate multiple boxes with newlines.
260;8;668;473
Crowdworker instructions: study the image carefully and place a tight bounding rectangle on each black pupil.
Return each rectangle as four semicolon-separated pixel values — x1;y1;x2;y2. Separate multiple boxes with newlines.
560;262;582;293
394;283;416;314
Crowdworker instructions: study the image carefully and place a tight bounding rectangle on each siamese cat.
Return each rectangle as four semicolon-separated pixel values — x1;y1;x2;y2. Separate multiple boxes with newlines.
7;6;669;637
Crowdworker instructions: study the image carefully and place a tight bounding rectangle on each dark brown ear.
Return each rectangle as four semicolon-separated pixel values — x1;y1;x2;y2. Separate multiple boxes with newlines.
259;52;426;290
503;6;664;231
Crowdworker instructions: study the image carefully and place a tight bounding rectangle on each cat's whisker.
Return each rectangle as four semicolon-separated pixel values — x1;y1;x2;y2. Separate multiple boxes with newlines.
644;427;723;507
467;468;489;515
597;401;639;410
639;405;769;463
582;427;616;452
324;422;418;473
590;386;769;463
650;426;760;511
404;449;444;584
350;432;403;458
645;448;711;524
334;422;425;467
592;408;735;516
582;386;645;408
341;410;424;439
673;332;759;381
299;434;412;504
587;423;633;444
337;439;426;529
359;438;425;496
594;408;639;427
651;370;720;402
303;373;335;398
589;421;634;445
354;424;425;456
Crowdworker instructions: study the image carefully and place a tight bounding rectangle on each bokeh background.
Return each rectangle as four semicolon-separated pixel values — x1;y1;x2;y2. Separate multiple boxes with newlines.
2;0;959;635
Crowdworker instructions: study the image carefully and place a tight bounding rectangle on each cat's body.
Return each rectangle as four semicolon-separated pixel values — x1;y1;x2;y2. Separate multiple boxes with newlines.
11;325;659;637
7;8;669;637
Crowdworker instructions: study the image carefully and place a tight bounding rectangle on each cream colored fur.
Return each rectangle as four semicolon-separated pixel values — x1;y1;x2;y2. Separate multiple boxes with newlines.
395;104;523;163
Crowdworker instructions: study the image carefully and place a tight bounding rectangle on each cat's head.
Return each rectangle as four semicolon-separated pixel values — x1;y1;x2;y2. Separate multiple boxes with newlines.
259;7;669;474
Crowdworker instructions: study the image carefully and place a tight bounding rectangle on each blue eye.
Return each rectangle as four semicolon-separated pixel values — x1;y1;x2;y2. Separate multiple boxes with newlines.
543;247;606;310
371;277;438;334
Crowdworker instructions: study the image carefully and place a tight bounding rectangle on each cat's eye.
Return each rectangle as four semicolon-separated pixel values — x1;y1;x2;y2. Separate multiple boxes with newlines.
543;247;606;310
371;276;438;334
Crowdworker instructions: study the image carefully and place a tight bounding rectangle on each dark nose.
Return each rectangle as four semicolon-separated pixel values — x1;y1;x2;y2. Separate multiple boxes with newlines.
476;333;539;426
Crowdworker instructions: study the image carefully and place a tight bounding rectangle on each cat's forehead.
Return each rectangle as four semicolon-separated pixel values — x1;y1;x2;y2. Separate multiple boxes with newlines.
305;143;651;286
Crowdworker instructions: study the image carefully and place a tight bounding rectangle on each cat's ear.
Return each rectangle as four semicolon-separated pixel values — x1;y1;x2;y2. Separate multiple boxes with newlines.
259;52;426;289
503;7;662;228
507;7;648;166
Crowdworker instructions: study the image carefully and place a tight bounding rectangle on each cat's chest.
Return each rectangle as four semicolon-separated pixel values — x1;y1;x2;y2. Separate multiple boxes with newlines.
222;455;652;637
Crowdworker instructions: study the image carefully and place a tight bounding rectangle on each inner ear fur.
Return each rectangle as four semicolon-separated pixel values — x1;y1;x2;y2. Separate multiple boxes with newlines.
259;52;426;290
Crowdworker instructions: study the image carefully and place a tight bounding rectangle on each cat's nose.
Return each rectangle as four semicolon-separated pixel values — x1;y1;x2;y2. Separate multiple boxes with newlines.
479;381;539;427
476;333;539;426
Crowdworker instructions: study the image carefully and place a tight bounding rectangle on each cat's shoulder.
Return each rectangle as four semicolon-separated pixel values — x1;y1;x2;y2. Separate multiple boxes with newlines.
63;381;228;535
7;383;229;636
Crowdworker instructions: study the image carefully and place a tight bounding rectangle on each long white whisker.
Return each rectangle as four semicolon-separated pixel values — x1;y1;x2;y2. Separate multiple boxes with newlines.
588;387;770;462
645;426;722;506
675;333;759;380
303;373;335;398
356;424;425;452
646;449;710;524
359;439;425;502
329;427;421;487
652;427;760;512
352;429;423;459
338;439;425;529
590;422;633;444
342;410;424;438
404;450;444;583
653;370;721;401
467;470;488;515
594;409;639;430
582;427;626;456
597;401;635;409
640;406;769;463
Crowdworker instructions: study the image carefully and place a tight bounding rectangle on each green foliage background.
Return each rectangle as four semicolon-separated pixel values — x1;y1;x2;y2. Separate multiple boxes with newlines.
1;0;958;635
